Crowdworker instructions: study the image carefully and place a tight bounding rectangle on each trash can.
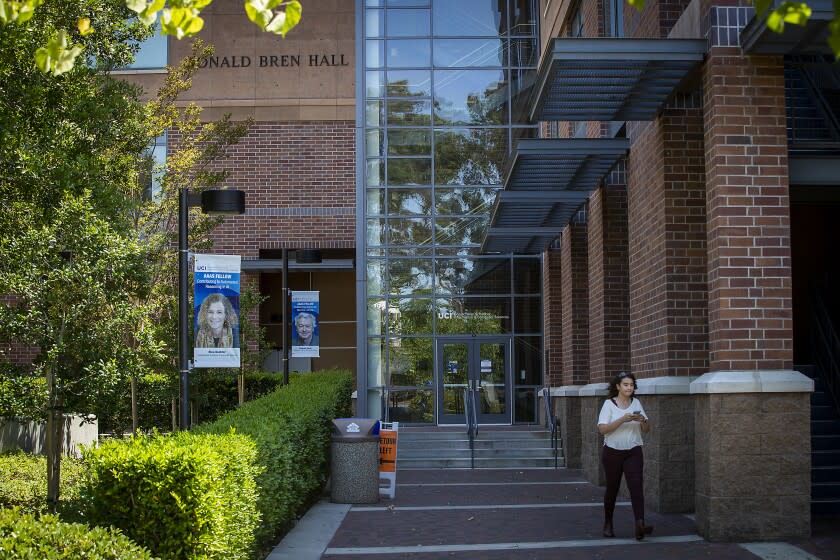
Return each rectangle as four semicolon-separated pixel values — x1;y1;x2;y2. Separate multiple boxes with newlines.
330;418;380;504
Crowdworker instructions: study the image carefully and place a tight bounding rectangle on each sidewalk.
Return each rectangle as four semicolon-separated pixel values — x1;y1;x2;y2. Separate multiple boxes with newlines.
268;468;840;559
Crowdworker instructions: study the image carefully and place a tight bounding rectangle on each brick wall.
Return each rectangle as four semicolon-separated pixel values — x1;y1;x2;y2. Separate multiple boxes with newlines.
628;95;709;378
626;0;693;38
543;248;563;386
560;219;589;386
171;121;356;256
701;50;793;371
587;183;630;382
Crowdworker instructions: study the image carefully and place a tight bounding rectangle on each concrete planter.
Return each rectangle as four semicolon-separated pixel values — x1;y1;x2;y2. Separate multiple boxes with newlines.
0;414;98;458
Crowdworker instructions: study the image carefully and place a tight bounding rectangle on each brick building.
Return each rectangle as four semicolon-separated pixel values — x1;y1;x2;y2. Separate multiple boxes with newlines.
114;0;839;541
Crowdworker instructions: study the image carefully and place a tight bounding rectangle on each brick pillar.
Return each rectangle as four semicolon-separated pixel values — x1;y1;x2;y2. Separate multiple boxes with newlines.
560;218;589;386
587;179;630;383
543;247;563;387
695;9;811;540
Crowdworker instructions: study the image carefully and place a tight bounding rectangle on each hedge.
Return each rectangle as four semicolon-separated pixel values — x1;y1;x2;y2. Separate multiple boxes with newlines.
0;508;154;560
83;431;260;560
0;451;87;522
196;369;353;550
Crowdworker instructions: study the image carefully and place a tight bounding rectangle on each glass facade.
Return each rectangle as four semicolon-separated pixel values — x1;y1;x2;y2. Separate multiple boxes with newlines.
360;0;542;424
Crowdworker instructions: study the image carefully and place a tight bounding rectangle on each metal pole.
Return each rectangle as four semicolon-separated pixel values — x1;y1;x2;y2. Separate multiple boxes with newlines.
179;187;190;430
282;248;289;385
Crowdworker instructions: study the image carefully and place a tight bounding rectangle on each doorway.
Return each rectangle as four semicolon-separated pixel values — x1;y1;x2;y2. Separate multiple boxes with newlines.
436;338;512;424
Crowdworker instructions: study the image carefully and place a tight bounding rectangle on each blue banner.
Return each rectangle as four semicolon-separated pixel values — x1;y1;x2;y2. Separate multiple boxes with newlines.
291;291;320;358
193;254;241;368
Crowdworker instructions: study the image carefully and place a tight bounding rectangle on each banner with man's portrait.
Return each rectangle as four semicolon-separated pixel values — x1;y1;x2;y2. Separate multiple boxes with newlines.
291;291;320;358
193;254;241;368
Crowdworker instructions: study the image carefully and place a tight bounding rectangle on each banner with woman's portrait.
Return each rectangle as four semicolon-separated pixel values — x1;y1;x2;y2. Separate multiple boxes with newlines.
193;254;241;368
291;291;320;358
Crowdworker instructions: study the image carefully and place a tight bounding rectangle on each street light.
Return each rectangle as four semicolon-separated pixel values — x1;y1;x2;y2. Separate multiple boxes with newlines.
179;188;246;430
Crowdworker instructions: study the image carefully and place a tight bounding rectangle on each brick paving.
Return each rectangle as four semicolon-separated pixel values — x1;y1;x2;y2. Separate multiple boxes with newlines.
311;467;839;560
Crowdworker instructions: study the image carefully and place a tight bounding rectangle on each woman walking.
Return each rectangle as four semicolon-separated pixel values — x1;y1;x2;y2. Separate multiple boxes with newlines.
597;371;653;540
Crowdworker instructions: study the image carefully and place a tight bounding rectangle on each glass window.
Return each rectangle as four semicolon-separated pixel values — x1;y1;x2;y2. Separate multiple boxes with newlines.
366;159;384;186
436;297;511;334
387;9;430;36
368;259;386;295
433;39;504;67
129;26;167;69
388;258;433;294
507;0;536;36
386;39;431;67
388;217;433;245
140;132;166;200
435;257;510;295
388;129;431;155
508;39;536;67
434;128;508;185
435;186;500;214
434;69;508;125
387;158;431;185
366;129;385;157
387;70;432;97
368;337;386;383
387;98;432;126
435;217;488;246
366;100;383;126
513;257;541;294
367;189;384;215
388;297;433;334
514;388;536;422
366;40;385;67
388;389;434;423
366;70;385;96
514;296;541;334
387;0;430;5
433;0;503;37
367;218;386;246
388;188;433;215
514;336;542;385
389;339;433;387
366;9;384;37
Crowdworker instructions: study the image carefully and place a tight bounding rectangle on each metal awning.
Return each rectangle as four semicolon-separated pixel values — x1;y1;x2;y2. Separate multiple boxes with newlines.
741;1;833;54
531;38;707;122
481;138;629;253
241;258;354;271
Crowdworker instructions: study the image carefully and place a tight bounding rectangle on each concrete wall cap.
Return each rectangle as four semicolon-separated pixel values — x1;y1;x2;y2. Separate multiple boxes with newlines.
579;383;610;396
689;370;814;394
634;376;697;395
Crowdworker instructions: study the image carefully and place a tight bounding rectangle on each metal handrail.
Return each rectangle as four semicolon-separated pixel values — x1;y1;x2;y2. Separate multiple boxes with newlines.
463;388;476;469
812;291;840;417
542;387;560;469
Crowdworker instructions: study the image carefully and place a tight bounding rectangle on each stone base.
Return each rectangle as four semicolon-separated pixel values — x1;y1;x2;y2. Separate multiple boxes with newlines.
331;439;379;504
691;370;812;541
579;384;609;486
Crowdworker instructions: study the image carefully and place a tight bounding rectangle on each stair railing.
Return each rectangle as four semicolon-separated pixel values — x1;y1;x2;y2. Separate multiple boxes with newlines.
811;290;840;417
542;387;560;469
462;387;477;469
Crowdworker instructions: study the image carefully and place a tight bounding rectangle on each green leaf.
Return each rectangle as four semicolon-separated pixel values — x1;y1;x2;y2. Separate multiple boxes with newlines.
829;20;840;59
281;0;302;36
767;2;812;32
626;0;646;10
161;6;205;39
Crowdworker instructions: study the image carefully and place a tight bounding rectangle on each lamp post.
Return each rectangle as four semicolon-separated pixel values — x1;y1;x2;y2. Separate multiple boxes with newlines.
179;188;246;430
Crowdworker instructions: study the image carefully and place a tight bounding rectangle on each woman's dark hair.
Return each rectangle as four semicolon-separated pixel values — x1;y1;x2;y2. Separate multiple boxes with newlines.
608;371;637;398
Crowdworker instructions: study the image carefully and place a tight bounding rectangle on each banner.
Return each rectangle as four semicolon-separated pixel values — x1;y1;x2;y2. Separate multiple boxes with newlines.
193;254;241;368
291;291;320;358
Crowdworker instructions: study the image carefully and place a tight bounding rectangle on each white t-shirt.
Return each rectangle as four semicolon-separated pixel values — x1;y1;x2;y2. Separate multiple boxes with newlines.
597;397;647;450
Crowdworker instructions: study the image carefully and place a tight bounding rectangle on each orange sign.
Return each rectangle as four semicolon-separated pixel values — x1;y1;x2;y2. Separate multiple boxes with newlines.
379;429;398;472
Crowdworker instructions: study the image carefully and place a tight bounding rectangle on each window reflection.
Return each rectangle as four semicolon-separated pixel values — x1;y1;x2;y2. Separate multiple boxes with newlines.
435;187;500;215
514;296;541;334
387;70;432;97
434;128;508;185
366;189;384;215
436;297;511;334
387;9;430;36
435;257;511;295
389;338;433;387
388;129;431;155
388;188;432;215
387;39;431;67
387;98;432;126
366;40;384;67
366;159;384;186
366;9;384;37
433;39;504;67
366;70;384;97
388;217;434;245
388;258;433;295
387;158;431;185
434;69;508;125
367;259;386;295
435;217;489;246
387;297;433;334
433;0;503;37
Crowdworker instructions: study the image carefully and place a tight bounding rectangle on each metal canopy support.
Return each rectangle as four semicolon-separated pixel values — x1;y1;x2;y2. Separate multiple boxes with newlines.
741;1;833;55
531;38;706;122
482;138;629;254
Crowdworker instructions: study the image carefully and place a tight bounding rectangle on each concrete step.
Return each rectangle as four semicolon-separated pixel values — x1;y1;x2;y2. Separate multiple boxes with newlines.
399;456;564;469
400;447;556;459
399;430;553;441
399;438;553;450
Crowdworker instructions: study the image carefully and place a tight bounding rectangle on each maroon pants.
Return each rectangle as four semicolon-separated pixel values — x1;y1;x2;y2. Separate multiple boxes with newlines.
601;444;645;522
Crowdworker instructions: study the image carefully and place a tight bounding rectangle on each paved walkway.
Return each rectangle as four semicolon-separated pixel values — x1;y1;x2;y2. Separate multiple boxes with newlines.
268;468;840;560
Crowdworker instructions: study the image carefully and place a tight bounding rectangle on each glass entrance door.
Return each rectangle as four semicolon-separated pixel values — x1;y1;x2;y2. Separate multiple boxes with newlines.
437;338;511;424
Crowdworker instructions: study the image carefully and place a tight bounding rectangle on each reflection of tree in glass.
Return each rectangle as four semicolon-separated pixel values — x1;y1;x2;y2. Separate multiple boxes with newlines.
435;129;505;186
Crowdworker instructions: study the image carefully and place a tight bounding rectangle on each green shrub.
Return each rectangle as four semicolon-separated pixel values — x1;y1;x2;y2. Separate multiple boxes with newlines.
0;360;48;420
0;508;154;560
196;369;352;550
83;431;260;560
190;371;287;425
0;451;87;522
